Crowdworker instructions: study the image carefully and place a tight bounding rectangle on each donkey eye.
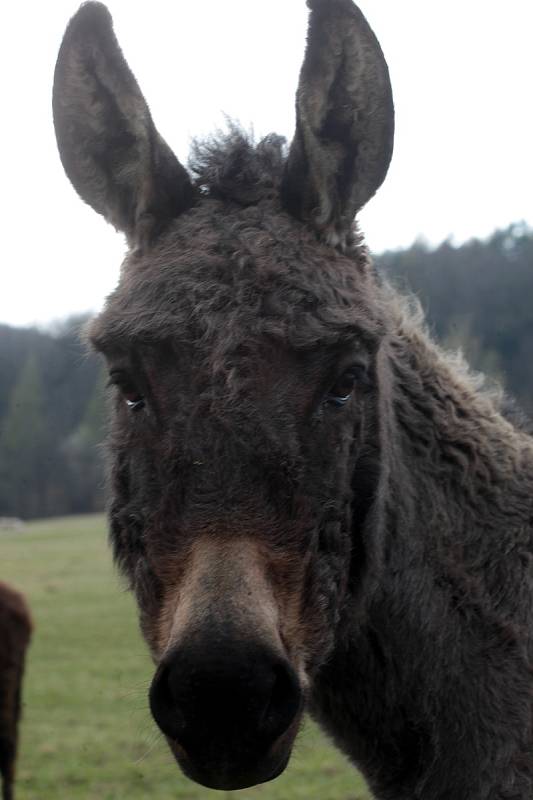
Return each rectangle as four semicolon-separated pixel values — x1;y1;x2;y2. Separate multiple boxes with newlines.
124;395;145;411
121;387;145;412
109;372;145;412
327;366;366;407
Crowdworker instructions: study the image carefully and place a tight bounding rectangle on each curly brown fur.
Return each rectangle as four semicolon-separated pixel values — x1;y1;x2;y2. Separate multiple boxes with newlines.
190;127;287;207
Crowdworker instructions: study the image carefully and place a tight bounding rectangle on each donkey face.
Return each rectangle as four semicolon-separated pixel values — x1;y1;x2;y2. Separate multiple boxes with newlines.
54;0;393;790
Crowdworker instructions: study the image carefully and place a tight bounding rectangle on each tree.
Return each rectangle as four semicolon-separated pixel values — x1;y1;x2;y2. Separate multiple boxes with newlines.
0;353;53;517
62;365;107;512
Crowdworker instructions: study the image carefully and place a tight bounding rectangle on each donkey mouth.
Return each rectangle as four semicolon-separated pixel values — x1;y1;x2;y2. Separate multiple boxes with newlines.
166;724;298;790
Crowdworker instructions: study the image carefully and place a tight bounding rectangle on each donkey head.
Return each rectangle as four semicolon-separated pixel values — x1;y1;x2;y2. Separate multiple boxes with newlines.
53;0;393;790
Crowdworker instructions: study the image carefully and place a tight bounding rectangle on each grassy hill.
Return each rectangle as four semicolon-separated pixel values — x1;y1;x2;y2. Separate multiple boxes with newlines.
2;515;371;799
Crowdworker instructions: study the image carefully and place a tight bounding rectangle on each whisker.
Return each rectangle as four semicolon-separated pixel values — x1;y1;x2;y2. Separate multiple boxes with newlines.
133;728;164;764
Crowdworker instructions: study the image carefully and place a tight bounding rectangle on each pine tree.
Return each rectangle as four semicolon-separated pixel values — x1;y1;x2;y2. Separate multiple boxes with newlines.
63;364;107;511
0;353;51;517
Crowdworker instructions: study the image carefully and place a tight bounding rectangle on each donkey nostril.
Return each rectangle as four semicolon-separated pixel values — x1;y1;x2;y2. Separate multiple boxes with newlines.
149;663;186;741
259;661;302;741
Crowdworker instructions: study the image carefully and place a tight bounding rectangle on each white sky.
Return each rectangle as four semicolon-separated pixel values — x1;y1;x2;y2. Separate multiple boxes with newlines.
1;1;532;327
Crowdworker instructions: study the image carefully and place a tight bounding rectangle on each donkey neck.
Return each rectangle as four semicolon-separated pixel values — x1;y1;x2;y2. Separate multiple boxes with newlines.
308;308;533;796
383;315;533;536
367;309;533;623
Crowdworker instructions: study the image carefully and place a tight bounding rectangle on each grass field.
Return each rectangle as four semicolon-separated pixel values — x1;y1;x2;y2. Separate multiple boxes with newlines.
2;514;371;799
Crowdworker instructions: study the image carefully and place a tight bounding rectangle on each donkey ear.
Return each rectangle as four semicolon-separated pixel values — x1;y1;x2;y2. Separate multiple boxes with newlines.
281;0;394;249
53;2;193;248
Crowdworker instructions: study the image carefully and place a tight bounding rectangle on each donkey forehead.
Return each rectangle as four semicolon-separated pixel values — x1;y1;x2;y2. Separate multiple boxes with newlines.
90;199;384;358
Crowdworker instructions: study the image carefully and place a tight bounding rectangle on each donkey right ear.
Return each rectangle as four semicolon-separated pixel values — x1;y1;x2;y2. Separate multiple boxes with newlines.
53;2;193;248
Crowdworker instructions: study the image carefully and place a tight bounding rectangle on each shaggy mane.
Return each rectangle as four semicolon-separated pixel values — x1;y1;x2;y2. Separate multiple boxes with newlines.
189;127;287;206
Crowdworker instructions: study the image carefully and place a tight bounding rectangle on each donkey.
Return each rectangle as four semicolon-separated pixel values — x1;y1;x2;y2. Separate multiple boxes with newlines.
53;1;533;797
0;582;32;800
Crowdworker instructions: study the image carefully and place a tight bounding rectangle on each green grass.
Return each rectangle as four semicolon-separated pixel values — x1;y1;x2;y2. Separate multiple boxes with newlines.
1;514;371;799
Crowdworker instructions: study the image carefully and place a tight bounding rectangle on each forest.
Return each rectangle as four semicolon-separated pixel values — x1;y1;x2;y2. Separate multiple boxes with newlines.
1;222;531;520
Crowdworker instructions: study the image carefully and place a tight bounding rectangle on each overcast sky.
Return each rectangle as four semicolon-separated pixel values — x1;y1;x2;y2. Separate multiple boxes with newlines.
1;1;532;327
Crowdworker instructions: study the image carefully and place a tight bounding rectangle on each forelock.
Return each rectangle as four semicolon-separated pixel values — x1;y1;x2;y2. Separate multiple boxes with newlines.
189;127;287;206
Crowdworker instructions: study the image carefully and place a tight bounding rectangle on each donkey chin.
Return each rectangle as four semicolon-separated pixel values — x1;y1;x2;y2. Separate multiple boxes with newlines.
166;714;302;791
148;635;304;790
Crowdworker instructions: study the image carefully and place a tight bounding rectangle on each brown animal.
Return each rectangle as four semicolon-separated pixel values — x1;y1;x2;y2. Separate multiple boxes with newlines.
0;583;31;800
53;1;533;797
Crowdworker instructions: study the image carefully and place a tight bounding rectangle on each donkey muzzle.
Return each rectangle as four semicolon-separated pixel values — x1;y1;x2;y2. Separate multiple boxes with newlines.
149;635;303;789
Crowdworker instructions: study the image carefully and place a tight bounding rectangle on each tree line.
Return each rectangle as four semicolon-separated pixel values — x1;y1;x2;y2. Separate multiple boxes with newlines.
0;223;531;520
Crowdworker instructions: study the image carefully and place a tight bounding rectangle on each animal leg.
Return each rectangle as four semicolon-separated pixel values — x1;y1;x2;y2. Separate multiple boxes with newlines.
0;667;22;800
0;738;15;800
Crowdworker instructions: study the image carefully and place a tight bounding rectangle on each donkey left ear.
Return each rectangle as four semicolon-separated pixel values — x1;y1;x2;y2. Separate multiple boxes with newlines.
53;2;193;249
281;0;394;249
